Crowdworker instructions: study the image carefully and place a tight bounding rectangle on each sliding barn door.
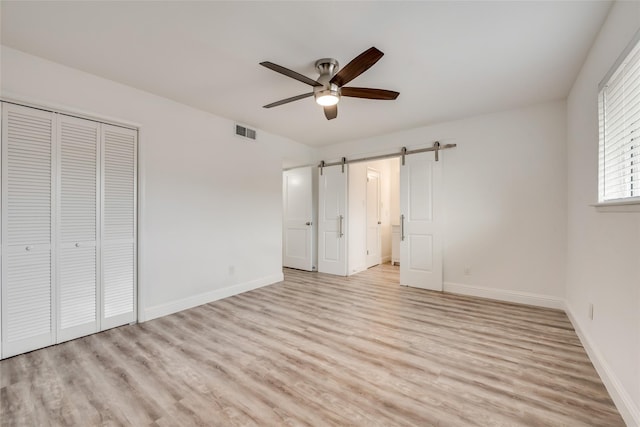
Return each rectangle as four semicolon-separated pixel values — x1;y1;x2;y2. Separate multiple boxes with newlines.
318;165;348;276
283;167;314;271
1;104;56;357
400;152;443;291
101;124;137;330
56;115;99;342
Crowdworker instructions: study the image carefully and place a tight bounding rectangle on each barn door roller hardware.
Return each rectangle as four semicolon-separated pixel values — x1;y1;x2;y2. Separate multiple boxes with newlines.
318;141;456;169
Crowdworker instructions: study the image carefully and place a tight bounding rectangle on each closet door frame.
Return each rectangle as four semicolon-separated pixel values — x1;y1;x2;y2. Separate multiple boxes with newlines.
0;100;139;358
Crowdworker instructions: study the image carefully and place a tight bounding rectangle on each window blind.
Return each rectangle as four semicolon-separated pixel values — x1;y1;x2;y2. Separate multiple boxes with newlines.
598;34;640;202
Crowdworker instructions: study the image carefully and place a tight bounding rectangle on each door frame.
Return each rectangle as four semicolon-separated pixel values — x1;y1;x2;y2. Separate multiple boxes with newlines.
365;167;382;268
282;166;316;271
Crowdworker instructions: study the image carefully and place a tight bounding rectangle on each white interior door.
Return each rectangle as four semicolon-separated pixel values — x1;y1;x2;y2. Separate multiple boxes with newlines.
366;169;381;268
318;165;347;276
283;167;313;271
1;103;56;358
400;152;443;290
56;114;99;343
101;124;137;330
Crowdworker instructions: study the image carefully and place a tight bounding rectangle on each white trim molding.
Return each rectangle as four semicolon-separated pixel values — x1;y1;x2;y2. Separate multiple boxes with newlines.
565;303;640;427
0;94;142;130
143;273;284;322
443;282;564;310
592;202;640;213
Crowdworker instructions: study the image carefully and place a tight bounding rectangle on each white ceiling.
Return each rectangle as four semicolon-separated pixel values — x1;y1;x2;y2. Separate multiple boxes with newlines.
1;1;611;147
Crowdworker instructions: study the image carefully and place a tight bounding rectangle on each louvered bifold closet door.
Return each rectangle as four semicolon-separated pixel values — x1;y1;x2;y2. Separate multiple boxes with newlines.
101;124;136;330
56;115;99;343
1;104;55;358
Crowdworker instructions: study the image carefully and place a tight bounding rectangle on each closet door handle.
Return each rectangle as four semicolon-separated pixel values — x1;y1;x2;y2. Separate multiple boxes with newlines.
305;222;312;226
401;214;405;241
25;245;33;251
75;242;81;248
338;215;344;238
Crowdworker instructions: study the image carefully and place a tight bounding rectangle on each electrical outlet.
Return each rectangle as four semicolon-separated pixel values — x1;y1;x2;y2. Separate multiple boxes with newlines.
589;303;594;320
464;266;471;276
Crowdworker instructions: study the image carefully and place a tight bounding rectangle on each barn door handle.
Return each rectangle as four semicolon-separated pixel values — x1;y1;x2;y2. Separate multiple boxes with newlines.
338;215;344;238
400;214;405;241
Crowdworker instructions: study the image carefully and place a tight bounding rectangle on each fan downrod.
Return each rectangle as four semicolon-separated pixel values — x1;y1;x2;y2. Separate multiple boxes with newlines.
315;58;339;81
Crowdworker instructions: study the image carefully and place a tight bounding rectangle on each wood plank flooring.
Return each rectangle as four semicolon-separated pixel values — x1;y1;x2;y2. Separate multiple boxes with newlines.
0;264;624;426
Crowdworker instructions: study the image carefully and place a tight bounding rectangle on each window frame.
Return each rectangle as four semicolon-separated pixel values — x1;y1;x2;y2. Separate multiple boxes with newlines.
596;28;640;207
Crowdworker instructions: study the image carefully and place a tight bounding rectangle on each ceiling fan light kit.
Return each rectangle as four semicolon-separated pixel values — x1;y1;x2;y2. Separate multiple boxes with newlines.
315;90;340;106
260;47;399;120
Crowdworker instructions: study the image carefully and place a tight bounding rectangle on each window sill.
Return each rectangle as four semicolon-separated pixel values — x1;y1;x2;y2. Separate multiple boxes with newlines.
592;199;640;213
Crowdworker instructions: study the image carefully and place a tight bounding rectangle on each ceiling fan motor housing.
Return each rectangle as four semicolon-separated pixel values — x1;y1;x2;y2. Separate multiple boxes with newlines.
314;58;340;102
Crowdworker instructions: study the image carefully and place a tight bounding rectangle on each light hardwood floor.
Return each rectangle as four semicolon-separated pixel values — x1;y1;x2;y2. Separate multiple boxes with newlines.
0;264;624;426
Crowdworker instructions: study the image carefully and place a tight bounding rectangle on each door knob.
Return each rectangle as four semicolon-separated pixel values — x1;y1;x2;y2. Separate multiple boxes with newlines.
75;242;81;247
305;222;312;226
378;221;382;225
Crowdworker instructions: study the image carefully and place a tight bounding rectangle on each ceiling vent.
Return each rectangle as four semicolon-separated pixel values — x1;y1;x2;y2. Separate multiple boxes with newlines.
235;124;256;140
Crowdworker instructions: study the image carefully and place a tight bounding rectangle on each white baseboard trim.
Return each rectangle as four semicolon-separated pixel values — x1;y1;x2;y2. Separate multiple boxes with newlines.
443;282;564;310
349;266;367;276
143;273;284;322
564;303;640;427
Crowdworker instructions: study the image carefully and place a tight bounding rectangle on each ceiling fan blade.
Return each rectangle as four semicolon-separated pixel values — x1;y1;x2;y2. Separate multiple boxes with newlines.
260;61;322;87
341;87;399;100
324;105;337;120
330;47;384;87
263;92;313;108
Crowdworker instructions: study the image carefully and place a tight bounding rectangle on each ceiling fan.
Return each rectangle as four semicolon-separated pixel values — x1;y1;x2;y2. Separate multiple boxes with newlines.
260;47;399;120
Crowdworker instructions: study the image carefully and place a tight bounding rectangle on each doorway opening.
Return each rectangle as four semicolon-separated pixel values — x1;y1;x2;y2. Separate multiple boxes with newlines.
346;158;400;275
282;148;443;291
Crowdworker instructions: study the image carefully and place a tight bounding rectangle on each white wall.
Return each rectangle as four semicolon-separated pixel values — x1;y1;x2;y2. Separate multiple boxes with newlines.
566;1;640;425
1;46;316;321
320;100;568;307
